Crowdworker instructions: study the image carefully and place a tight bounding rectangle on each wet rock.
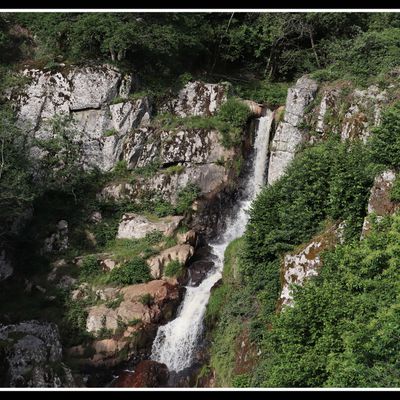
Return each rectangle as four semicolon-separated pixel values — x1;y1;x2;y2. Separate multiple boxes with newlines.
113;360;169;387
176;230;198;246
117;213;183;240
189;260;214;286
0;321;74;387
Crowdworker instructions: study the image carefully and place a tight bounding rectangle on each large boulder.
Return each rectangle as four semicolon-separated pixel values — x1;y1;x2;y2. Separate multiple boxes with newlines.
86;279;181;335
162;81;228;117
267;76;318;184
117;214;184;240
0;321;74;387
361;170;398;238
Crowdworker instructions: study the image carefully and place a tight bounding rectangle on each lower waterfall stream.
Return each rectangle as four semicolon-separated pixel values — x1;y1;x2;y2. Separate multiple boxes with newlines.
150;110;274;374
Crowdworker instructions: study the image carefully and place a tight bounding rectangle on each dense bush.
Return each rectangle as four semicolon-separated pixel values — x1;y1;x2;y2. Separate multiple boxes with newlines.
368;102;400;169
108;257;151;285
80;255;100;279
175;183;201;215
257;214;400;387
164;260;184;278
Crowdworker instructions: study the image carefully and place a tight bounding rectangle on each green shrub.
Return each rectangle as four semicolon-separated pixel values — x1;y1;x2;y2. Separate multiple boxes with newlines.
139;293;153;306
368;102;400;169
175;183;201;215
108;257;151;285
216;98;251;148
103;128;118;137
390;175;400;202
234;80;289;107
164;259;184;278
80;255;100;279
112;160;130;178
162;164;185;176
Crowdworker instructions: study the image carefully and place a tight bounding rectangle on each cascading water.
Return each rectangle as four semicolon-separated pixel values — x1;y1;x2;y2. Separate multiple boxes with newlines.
150;110;274;372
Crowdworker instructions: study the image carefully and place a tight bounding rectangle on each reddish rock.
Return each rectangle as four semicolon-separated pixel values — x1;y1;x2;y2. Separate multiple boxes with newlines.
113;360;169;387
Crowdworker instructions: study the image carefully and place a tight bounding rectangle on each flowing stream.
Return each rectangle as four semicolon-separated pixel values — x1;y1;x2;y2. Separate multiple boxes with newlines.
150;110;274;372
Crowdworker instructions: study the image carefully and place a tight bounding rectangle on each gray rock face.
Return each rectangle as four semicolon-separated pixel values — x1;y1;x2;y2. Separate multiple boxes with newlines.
361;170;397;238
13;65;150;171
267;76;318;184
117;214;184;240
314;84;388;142
0;249;13;282
42;220;69;254
100;127;235;204
0;321;74;387
162;81;228;117
279;223;342;308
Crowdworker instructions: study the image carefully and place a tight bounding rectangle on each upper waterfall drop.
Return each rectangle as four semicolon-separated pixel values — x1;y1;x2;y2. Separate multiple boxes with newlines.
150;110;274;372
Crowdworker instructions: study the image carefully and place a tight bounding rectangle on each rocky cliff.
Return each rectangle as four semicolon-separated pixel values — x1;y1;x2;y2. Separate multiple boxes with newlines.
0;64;257;386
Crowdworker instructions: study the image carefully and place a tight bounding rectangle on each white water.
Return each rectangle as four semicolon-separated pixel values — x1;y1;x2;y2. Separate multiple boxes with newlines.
150;110;274;372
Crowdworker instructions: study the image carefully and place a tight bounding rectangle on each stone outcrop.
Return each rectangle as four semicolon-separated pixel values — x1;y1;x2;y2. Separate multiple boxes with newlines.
117;214;183;240
0;250;13;282
279;223;343;309
313;83;388;142
267;76;318;184
0;321;74;387
147;244;194;279
42;220;69;254
161;81;228;117
361;170;398;238
75;279;183;367
12;65;150;171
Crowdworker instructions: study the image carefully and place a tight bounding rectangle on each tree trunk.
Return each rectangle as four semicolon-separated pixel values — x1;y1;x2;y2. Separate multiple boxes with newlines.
309;30;320;68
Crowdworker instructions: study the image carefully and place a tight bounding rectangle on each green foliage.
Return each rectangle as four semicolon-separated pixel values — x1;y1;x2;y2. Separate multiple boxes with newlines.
164;260;184;278
80;255;100;279
258;214;400;387
139;293;153;306
234;80;289;107
390;175;400;202
368;102;400;170
111;160;130;179
105;293;124;309
103;128;118;137
175;183;201;215
108;256;151;285
216;98;251;148
162;164;185;176
0;106;35;236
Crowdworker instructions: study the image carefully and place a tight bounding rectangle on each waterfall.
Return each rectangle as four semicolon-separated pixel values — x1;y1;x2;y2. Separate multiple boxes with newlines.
150;110;274;372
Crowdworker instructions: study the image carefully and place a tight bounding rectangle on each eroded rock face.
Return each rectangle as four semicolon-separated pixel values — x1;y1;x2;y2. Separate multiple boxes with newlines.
361;170;398;238
13;65;150;171
86;280;182;335
147;244;194;279
162;81;228;117
0;321;74;387
268;76;318;184
279;223;342;309
314;84;388;142
117;214;184;240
